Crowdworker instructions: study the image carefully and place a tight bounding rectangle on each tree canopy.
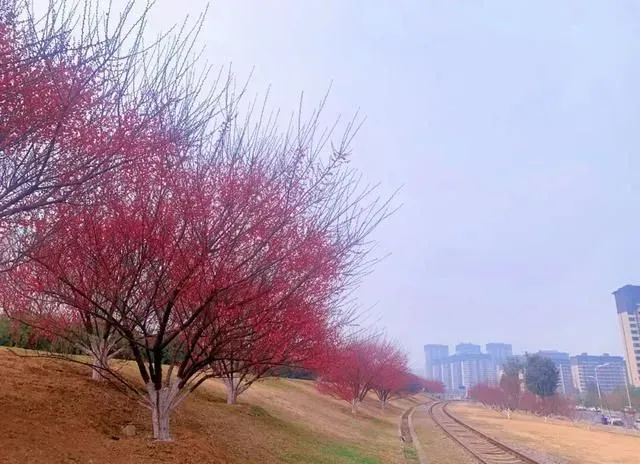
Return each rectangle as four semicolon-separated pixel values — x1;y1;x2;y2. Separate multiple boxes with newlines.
524;354;559;398
501;356;524;378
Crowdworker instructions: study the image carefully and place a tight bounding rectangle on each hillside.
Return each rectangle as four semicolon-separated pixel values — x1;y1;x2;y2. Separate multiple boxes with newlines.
0;349;422;463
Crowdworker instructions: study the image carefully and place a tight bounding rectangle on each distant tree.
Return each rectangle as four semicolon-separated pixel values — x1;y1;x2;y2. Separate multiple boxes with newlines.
582;381;601;408
468;383;507;409
602;385;640;412
500;374;522;410
469;382;574;419
500;356;524;409
519;391;575;418
502;357;524;377
422;379;445;395
544;395;575;419
524;354;558;398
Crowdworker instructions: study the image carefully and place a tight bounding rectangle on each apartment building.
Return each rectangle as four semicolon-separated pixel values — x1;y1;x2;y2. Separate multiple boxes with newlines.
423;344;449;379
570;353;626;394
455;343;482;355
449;353;493;390
486;342;513;384
613;285;640;387
486;343;513;364
427;344;493;394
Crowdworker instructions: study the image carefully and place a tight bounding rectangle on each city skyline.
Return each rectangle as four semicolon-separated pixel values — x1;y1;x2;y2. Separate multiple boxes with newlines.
424;341;629;395
423;341;624;359
425;342;510;393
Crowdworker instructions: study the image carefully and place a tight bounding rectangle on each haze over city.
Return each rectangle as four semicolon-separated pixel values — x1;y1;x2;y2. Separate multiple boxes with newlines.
134;0;640;368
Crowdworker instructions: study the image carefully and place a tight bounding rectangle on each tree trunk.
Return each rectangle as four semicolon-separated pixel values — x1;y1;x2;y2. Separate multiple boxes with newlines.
223;376;241;405
146;379;182;441
88;336;112;381
351;398;359;414
380;398;387;409
91;353;108;381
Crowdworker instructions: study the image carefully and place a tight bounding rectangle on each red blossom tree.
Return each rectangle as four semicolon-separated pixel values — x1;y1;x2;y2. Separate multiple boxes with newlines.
0;0;244;385
422;378;445;395
317;336;407;414
210;294;338;405
9;108;389;440
468;383;508;409
500;373;522;410
0;0;223;269
468;382;575;419
207;225;343;405
370;343;409;409
2;1;391;442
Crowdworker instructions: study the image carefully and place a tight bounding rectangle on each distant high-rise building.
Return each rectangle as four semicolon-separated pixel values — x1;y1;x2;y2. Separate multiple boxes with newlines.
425;341;519;395
455;343;482;355
446;353;493;391
424;344;449;379
486;343;513;384
426;342;492;395
570;353;626;394
537;350;574;396
613;285;640;387
485;343;513;363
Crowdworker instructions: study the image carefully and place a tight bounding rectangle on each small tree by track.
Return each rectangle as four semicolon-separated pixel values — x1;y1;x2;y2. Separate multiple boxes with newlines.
370;343;409;409
500;356;524;410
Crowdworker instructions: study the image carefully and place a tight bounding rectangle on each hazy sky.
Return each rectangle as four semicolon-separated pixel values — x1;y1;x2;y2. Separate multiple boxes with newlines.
137;1;640;371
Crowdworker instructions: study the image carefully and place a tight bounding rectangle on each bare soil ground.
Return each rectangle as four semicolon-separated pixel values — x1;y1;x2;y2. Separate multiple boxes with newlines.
450;402;640;464
0;348;422;463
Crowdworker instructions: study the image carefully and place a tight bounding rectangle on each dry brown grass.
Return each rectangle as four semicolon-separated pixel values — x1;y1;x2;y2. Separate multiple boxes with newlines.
0;348;423;463
450;402;640;464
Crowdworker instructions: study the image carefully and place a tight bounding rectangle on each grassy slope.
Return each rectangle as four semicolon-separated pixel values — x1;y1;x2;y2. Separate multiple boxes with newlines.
0;349;423;464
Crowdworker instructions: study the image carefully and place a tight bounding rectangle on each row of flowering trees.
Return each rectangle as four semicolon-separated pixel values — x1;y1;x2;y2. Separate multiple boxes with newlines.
317;336;444;413
0;0;408;441
468;382;575;418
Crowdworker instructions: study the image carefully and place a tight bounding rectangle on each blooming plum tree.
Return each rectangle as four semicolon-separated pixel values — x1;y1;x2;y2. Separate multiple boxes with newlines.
318;337;408;413
12;115;388;439
0;0;225;269
370;343;409;409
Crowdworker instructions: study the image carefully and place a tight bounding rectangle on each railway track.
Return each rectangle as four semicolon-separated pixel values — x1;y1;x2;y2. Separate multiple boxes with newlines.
427;401;541;464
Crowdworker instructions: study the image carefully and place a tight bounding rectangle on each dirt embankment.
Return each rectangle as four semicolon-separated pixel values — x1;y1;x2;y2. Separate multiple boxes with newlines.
0;349;420;463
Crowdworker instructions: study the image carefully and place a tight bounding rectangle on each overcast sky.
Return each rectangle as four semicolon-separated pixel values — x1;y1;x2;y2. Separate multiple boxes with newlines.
136;1;640;371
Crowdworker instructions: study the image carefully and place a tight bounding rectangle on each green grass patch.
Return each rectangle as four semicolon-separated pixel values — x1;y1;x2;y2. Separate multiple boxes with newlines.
321;444;382;464
403;444;419;462
281;443;382;464
247;405;270;418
